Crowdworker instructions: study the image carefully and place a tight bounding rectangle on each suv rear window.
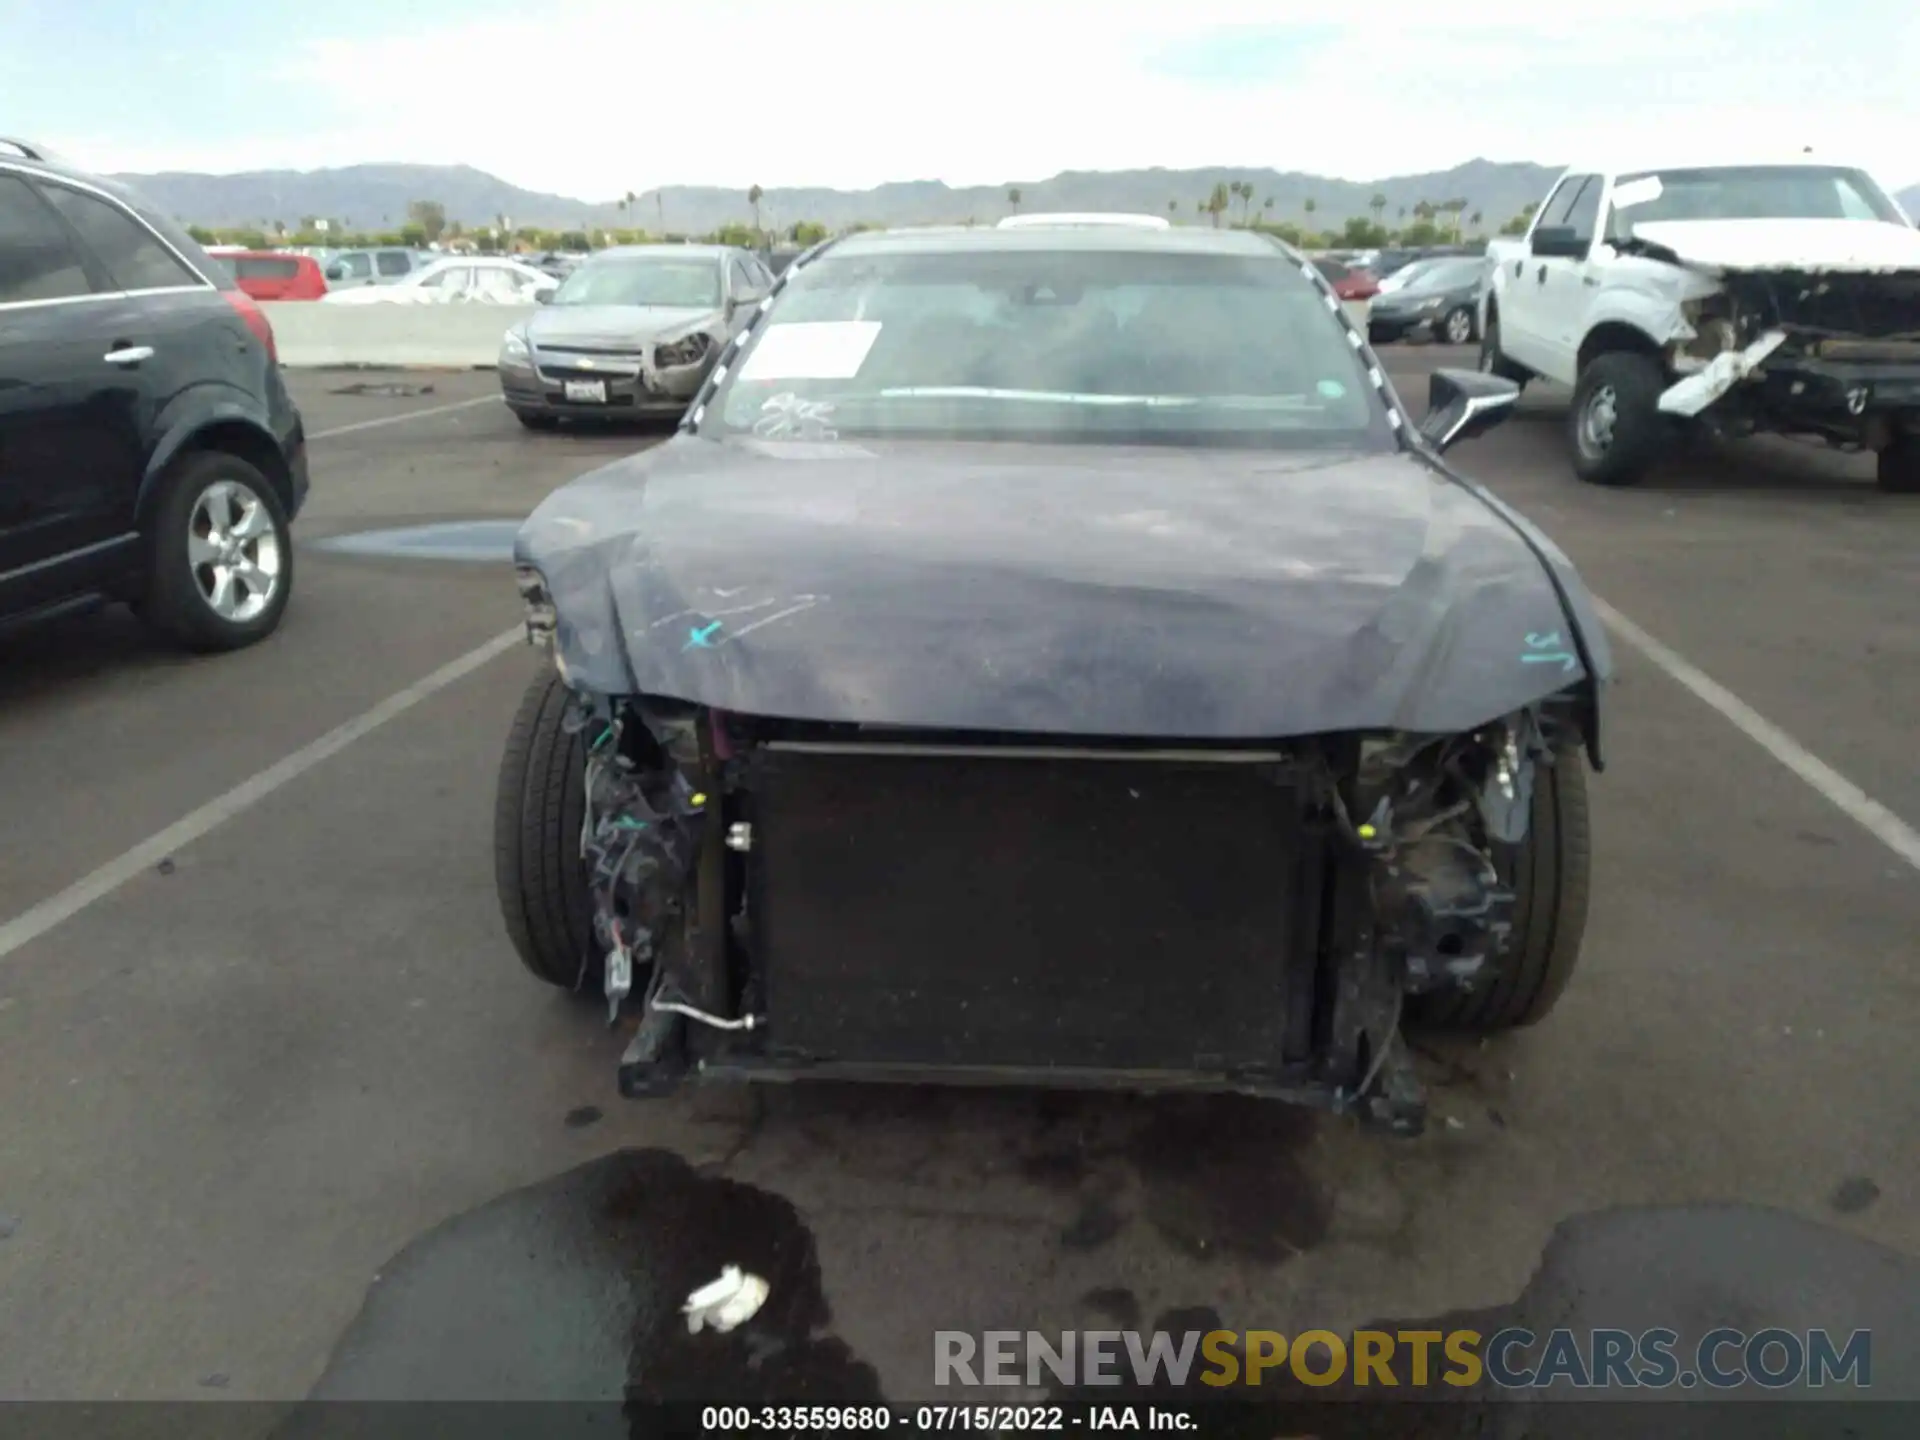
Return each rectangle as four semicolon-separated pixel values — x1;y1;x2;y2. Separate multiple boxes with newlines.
234;256;301;280
376;250;413;276
39;182;201;292
0;173;93;303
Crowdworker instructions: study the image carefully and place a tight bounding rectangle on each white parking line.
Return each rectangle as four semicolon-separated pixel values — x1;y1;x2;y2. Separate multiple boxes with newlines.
1595;597;1920;872
0;627;525;964
310;394;501;441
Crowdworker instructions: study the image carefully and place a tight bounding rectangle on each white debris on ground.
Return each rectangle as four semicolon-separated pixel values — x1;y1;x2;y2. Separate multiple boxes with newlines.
683;1265;771;1334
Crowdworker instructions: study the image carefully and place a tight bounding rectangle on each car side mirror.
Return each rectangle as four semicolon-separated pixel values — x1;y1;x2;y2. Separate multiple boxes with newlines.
1418;367;1520;452
324;264;345;280
1528;225;1587;259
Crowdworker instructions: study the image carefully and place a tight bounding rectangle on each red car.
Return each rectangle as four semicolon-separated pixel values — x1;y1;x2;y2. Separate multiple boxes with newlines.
1313;257;1380;302
225;251;329;301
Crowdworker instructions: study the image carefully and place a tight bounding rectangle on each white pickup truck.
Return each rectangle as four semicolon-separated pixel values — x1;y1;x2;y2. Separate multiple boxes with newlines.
1477;156;1920;492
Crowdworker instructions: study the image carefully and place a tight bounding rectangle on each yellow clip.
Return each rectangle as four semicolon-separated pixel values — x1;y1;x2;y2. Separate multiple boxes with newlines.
690;792;708;807
1357;823;1376;839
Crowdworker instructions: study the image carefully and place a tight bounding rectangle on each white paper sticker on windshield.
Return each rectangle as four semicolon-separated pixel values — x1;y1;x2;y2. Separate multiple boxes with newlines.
1611;176;1664;210
737;321;882;380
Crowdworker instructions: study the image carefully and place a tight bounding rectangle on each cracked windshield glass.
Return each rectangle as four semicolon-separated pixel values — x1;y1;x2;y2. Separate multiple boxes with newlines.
0;0;1912;1435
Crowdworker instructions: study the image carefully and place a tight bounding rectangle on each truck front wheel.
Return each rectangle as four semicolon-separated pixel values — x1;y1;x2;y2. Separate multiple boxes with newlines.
1478;313;1530;386
1569;351;1670;487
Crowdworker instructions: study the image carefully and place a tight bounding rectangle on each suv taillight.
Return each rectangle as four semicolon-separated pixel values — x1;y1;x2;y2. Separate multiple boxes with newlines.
223;289;278;363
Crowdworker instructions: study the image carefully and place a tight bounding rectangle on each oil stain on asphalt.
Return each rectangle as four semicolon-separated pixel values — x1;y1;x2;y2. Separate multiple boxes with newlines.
308;520;523;563
271;1136;1918;1440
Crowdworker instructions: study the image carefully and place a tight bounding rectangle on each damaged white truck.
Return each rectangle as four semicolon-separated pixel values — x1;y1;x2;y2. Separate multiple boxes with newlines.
1477;158;1920;491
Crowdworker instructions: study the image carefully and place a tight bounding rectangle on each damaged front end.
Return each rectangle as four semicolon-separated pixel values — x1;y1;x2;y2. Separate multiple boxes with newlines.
1656;262;1920;452
560;683;1586;1139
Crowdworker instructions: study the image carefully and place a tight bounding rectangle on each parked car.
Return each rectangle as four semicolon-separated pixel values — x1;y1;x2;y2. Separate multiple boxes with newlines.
1312;256;1381;301
0;138;306;650
494;222;1612;1136
1481;154;1920;490
497;244;775;428
1367;255;1491;345
225;250;330;301
322;255;557;305
321;246;423;288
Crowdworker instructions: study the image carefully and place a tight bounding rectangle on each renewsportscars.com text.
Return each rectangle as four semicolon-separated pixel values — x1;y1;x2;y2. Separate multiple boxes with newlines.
934;1327;1872;1391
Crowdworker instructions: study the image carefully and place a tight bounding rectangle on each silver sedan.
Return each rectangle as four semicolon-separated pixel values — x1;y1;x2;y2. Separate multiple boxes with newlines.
498;245;776;429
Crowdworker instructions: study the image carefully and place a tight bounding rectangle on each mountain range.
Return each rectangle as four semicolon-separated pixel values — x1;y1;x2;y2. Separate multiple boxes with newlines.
109;161;1920;237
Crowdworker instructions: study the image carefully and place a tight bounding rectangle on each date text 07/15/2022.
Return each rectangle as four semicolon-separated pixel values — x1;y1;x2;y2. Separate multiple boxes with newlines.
701;1404;1195;1432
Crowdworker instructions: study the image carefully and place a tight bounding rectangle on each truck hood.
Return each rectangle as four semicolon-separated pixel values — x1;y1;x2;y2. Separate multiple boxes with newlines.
518;436;1597;740
1627;218;1920;274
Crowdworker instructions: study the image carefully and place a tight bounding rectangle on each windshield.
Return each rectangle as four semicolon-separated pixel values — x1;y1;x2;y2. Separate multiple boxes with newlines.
1401;258;1486;292
1379;258;1443;292
1607;165;1904;238
707;246;1391;449
552;256;722;308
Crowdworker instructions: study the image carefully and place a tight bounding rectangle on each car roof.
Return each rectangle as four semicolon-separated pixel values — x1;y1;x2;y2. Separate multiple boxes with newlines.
1558;152;1872;179
818;225;1293;261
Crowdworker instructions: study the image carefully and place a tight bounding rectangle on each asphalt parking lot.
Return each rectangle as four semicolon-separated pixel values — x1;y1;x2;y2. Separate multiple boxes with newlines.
0;355;1914;1411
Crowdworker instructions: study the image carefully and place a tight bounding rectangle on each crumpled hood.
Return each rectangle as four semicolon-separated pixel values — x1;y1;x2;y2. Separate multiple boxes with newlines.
519;437;1599;739
1628;218;1920;274
526;303;717;347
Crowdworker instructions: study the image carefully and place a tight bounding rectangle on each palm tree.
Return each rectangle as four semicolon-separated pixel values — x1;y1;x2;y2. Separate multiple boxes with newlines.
747;184;765;239
1007;186;1023;214
1205;182;1229;228
656;192;666;232
1369;193;1387;224
1303;197;1317;235
1167;198;1178;216
1468;209;1484;235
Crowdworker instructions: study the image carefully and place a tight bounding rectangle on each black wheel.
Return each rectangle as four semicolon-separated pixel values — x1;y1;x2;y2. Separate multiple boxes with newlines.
1477;312;1529;386
1409;745;1592;1033
494;668;603;992
1877;434;1920;493
140;450;293;652
514;410;560;431
1440;306;1476;346
1569;350;1671;487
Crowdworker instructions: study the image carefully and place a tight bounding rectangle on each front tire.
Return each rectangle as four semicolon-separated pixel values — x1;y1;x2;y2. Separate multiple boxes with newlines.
1410;745;1592;1032
1569;350;1671;487
141;451;293;652
1878;433;1920;493
494;669;603;992
1477;312;1529;386
1441;305;1475;346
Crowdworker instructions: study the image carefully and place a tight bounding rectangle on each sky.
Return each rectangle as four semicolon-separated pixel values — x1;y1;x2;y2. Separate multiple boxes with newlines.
5;0;1916;201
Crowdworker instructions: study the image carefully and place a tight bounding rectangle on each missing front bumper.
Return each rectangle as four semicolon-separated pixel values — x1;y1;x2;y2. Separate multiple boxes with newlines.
609;736;1434;1136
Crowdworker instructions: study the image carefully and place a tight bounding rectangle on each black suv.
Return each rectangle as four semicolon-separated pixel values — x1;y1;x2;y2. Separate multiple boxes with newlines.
0;138;308;651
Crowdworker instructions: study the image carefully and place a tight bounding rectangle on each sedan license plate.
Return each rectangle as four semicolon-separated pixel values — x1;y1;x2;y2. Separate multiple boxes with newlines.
564;379;608;403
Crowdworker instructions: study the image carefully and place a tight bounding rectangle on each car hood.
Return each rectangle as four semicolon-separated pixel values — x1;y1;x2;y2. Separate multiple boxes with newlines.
1628;218;1920;274
525;304;718;346
519;438;1598;739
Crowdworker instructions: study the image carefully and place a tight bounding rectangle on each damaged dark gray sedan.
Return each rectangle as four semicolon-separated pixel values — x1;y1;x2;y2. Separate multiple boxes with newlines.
494;222;1614;1135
